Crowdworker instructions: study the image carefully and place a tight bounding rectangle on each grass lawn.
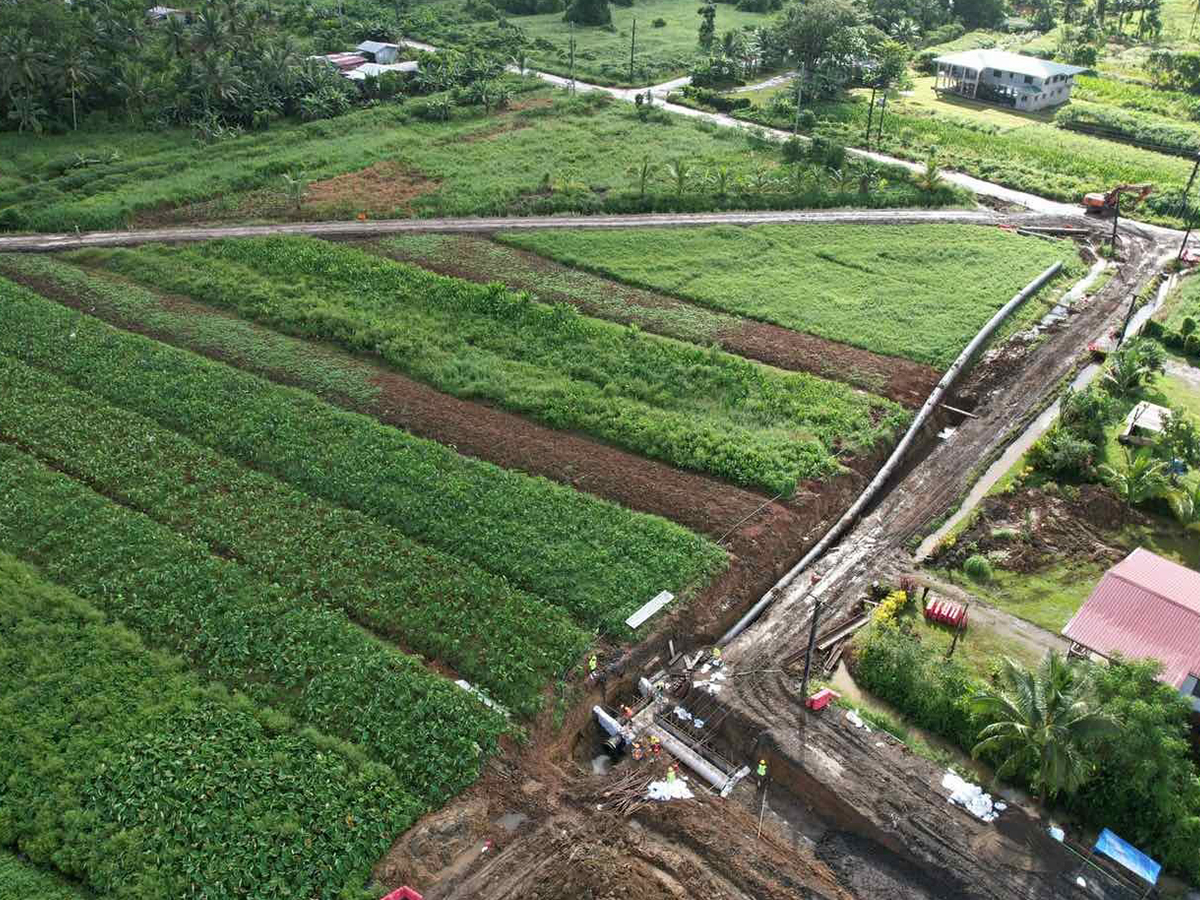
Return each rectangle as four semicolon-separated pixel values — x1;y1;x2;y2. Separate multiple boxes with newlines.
425;0;771;86
498;222;1079;368
0;87;956;233
898;76;1057;129
954;561;1108;633
1158;272;1200;332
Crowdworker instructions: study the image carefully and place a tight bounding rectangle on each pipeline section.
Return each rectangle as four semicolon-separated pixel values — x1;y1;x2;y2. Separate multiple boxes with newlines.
718;260;1065;646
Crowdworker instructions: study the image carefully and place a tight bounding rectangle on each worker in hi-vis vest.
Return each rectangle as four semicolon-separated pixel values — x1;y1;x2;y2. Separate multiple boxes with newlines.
757;759;767;787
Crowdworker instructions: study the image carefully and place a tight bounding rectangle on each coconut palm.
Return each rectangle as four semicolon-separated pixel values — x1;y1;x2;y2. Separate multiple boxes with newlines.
707;163;733;197
665;157;692;196
971;652;1115;805
60;43;97;131
627;156;659;199
1099;448;1170;511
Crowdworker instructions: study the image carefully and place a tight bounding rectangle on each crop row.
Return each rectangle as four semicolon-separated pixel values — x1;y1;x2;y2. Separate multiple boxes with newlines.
498;223;1078;369
0;852;87;900
0;276;725;636
1055;101;1200;158
0;440;507;806
1072;74;1200;123
0;551;418;900
77;237;907;495
0;355;588;716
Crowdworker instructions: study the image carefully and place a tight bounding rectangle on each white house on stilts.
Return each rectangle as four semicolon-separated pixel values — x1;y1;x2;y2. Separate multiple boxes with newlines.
933;49;1087;112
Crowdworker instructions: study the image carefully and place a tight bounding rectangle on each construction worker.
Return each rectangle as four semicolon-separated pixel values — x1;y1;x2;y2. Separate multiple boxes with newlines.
587;654;597;681
621;704;634;723
711;647;722;666
649;735;662;758
631;741;644;761
757;759;768;787
666;765;676;784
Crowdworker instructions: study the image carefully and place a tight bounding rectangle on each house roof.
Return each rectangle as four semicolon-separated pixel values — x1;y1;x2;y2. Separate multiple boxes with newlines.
344;60;418;80
933;49;1088;80
356;40;399;53
319;52;368;71
1062;547;1200;688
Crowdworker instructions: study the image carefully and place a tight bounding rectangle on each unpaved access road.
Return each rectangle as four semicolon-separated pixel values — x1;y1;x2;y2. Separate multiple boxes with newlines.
0;208;1006;252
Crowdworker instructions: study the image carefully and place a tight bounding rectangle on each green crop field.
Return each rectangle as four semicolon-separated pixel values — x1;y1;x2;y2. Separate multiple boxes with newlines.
498;222;1080;369
0;88;955;234
72;238;906;495
0;852;90;900
0;551;421;899
1161;272;1200;331
0;273;725;636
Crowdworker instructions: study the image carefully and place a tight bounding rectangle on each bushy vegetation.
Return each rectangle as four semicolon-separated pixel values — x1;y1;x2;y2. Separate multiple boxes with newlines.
1072;74;1200;122
498;222;1078;368
0;275;726;636
78;238;905;495
0;355;589;716
0;551;421;899
852;627;1200;884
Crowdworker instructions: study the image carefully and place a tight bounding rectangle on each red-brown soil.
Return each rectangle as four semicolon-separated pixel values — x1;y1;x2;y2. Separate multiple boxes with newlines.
304;160;440;215
375;234;940;408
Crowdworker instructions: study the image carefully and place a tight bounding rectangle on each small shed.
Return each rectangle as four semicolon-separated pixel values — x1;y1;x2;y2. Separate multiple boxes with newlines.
356;40;402;64
1063;548;1200;712
310;52;369;73
1119;401;1170;446
147;5;190;22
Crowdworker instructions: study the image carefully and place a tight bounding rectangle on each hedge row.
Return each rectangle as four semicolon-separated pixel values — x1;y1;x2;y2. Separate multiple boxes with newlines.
1055;101;1200;158
0;551;419;900
0;354;589;716
0;276;725;636
0;443;506;806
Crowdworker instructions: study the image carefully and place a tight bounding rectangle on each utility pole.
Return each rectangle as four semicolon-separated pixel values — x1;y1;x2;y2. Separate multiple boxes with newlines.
864;83;877;147
876;84;888;145
1111;190;1120;253
1178;153;1200;219
1180;205;1195;261
799;597;824;701
568;21;576;95
792;63;805;136
946;604;968;659
629;18;636;86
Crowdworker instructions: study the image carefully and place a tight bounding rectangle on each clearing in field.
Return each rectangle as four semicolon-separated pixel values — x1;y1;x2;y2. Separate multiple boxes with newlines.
498;222;1081;369
66;237;906;495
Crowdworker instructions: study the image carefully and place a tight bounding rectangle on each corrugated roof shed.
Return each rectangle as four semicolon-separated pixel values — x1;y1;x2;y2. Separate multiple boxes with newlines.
1062;548;1200;688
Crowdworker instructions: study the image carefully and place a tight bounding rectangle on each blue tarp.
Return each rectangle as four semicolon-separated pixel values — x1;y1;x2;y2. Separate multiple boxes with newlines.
1093;828;1161;885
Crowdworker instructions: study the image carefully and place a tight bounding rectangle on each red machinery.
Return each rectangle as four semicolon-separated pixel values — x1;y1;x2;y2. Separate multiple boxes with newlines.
806;688;840;711
1082;183;1152;216
382;889;423;900
924;598;967;629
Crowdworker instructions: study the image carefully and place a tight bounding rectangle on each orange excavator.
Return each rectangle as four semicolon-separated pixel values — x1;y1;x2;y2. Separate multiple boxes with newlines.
1082;183;1153;215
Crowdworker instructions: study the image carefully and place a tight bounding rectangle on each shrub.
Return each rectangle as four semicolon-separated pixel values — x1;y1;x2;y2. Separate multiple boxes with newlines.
1055;102;1200;158
781;136;806;162
680;85;751;113
652;16;666;25
1182;316;1197;336
563;0;611;26
1059;384;1117;443
1027;424;1095;478
962;554;993;583
873;589;910;625
798;108;817;130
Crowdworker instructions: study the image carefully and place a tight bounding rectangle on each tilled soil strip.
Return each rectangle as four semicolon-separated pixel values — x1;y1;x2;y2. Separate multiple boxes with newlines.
8;266;872;637
375;234;940;408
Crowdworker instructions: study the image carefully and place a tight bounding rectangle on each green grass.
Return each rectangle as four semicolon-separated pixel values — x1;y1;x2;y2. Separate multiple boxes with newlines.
498;222;1078;368
0;272;726;637
1073;74;1200;122
1159;273;1200;332
0;354;588;716
76;238;906;495
0;853;91;900
0;89;952;233
736;93;1196;228
0;551;418;900
951;560;1107;633
419;0;771;86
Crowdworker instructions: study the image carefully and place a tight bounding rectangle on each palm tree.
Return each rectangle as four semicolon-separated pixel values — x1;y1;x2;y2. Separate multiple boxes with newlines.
626;156;658;200
665;157;692;197
1169;481;1200;526
914;156;944;194
60;43;97;131
1099;448;1170;512
970;652;1115;806
280;170;309;212
707;164;733;197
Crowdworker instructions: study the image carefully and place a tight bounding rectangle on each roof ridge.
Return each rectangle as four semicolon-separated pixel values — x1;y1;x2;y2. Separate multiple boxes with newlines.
1107;568;1200;616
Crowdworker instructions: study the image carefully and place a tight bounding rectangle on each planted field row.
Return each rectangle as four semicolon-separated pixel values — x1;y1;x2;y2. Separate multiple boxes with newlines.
0;853;88;900
1056;101;1200;158
498;223;1079;369
0;551;417;900
0;440;507;806
76;238;906;495
0;355;588;716
0;276;724;636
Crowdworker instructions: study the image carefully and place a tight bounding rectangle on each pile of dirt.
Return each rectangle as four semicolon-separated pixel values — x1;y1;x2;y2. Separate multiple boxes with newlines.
940;483;1137;574
305;161;439;215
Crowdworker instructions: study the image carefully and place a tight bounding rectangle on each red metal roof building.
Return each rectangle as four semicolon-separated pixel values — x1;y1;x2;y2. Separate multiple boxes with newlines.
1063;548;1200;710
